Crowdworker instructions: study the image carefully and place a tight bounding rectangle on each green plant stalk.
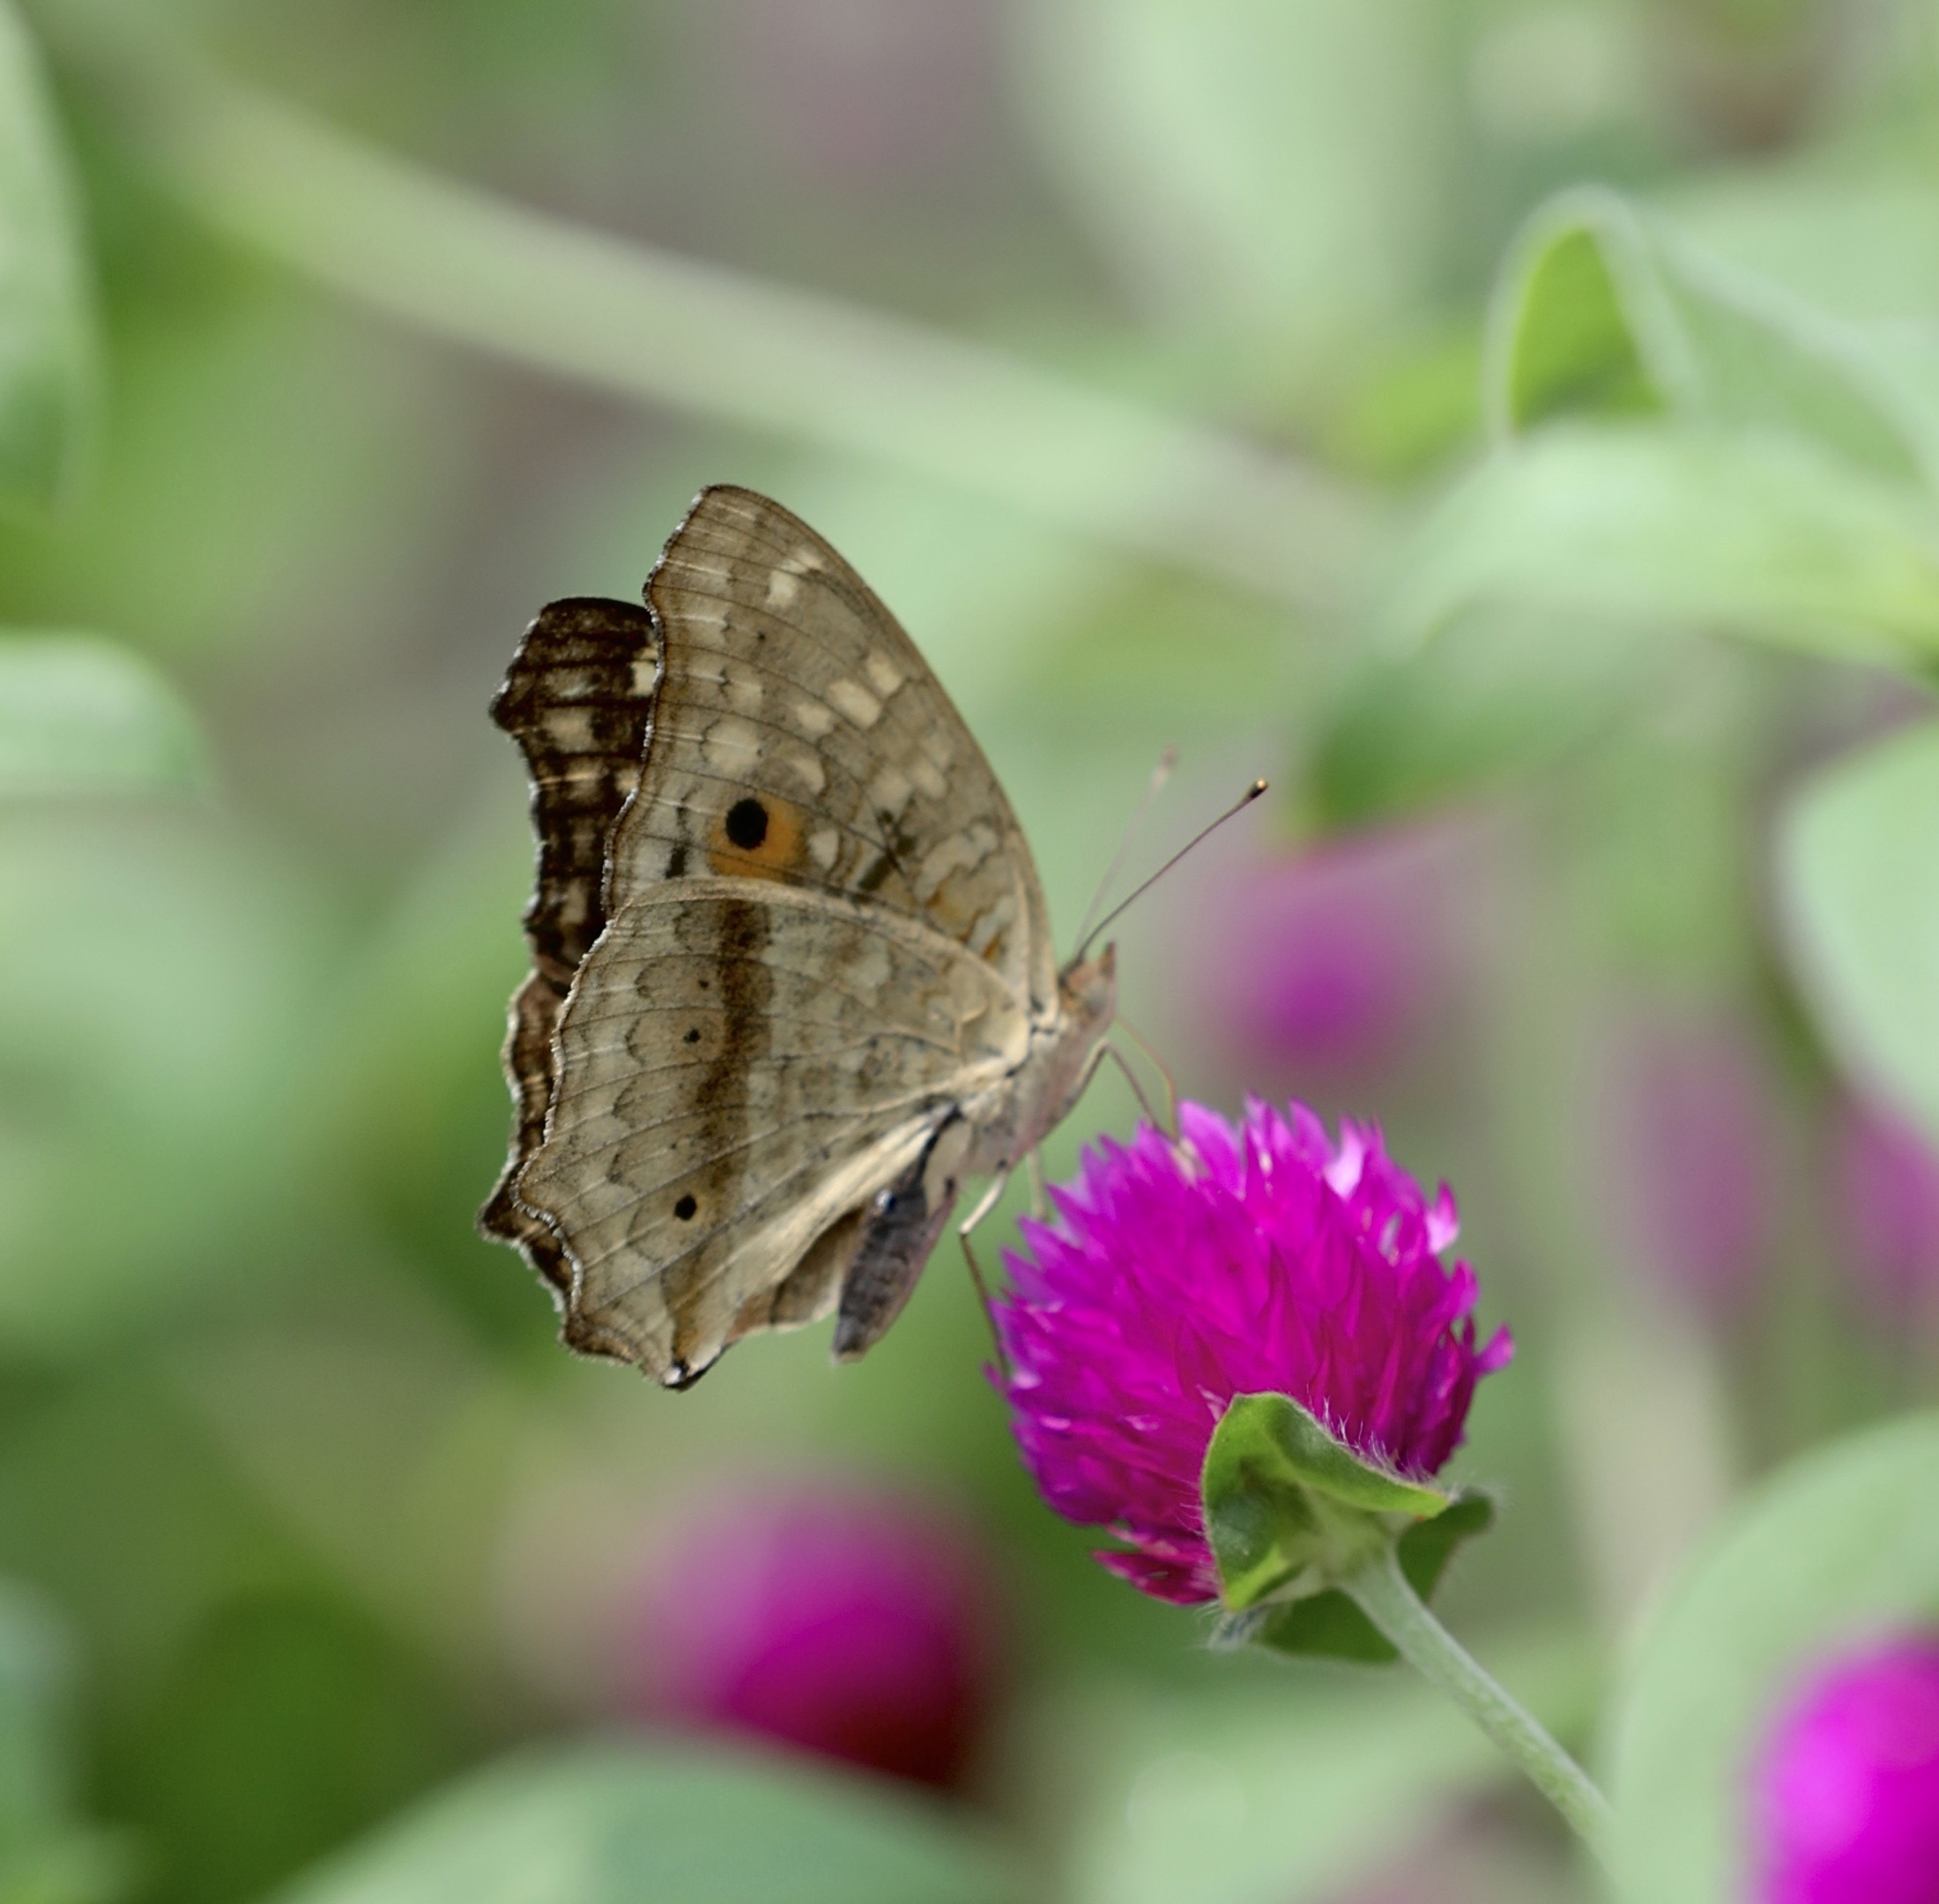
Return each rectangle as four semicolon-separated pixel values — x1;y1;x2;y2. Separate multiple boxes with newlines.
1341;1540;1614;1864
33;6;1387;614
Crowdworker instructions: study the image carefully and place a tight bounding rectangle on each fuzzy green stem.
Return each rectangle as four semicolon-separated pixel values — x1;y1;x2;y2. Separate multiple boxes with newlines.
1341;1541;1614;1864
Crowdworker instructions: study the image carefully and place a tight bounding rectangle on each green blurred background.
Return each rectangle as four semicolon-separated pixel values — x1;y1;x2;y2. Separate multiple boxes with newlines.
4;0;1939;1899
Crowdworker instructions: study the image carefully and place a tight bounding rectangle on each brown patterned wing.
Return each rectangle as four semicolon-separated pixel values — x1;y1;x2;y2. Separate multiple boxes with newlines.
516;877;1029;1385
605;486;1058;1016
478;597;658;1292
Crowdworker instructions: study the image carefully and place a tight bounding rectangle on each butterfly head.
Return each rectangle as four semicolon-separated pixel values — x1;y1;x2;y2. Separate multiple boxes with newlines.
1057;941;1118;1034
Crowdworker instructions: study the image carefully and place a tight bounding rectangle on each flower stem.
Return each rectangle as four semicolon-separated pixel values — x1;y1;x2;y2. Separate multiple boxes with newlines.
1341;1543;1614;1864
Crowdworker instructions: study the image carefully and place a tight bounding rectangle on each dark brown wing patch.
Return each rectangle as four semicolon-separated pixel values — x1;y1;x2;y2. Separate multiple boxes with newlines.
479;596;659;1291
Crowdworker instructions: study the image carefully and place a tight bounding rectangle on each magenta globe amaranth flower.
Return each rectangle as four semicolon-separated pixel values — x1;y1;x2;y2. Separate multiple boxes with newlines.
1831;1100;1939;1323
623;1481;999;1789
1750;1633;1939;1904
994;1098;1512;1604
1194;826;1471;1078
1595;1002;1778;1313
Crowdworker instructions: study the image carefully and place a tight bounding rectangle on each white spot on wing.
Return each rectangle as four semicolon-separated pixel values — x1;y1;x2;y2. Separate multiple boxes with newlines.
788;751;828;796
701;716;763;777
865;651;903;697
915;822;996;900
910;755;946;800
850;939;891;993
869;765;912;816
795;698;836;740
724;666;763;715
828;679;882;728
763;546;824;614
630;656;659;699
807;826;839;870
968;890;1016;956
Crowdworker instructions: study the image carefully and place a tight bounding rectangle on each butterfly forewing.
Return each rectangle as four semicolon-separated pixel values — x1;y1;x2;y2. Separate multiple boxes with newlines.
611;487;1056;1013
479;596;658;1291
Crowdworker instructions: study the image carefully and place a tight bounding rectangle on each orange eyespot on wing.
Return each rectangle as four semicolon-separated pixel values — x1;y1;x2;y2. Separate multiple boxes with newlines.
705;792;806;881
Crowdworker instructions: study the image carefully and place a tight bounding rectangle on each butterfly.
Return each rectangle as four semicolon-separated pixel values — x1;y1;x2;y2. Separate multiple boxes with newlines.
480;486;1118;1388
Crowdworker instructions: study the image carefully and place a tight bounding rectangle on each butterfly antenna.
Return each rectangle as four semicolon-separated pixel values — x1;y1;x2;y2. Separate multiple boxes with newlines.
1076;777;1268;959
1075;746;1178;953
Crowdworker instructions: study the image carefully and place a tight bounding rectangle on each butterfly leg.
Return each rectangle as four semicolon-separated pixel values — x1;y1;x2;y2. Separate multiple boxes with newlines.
1114;1015;1180;1140
1026;1149;1048;1221
957;1166;1013;1372
1100;1042;1170;1135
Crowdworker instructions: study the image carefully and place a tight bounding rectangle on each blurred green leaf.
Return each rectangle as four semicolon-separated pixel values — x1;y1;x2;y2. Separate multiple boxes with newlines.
1492;203;1658;432
1020;0;1454;364
0;808;335;1350
1490;189;1930;482
1665;172;1939;323
0;1585;76;1840
1040;1626;1597;1904
308;810;532;1337
1319;323;1484;480
267;1742;1025;1904
1605;1410;1939;1904
0;1582;130;1904
0;0;97;517
1565;712;1763;989
1381;423;1939;668
1778;718;1939;1143
1310;606;1676;825
0;635;209;795
111;1592;469;1904
0;289;451;663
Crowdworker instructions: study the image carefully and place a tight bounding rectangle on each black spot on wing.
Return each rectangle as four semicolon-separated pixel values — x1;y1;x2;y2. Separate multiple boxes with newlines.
726;796;769;850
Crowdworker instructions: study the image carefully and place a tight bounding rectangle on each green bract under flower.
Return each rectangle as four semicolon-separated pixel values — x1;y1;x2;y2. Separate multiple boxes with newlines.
1201;1391;1495;1661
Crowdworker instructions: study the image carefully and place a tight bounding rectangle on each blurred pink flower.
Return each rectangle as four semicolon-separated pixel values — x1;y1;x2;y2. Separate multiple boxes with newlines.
994;1099;1512;1605
724;0;994;180
1831;1101;1939;1321
1598;1006;1778;1313
624;1481;999;1789
1201;831;1457;1075
1750;1633;1939;1904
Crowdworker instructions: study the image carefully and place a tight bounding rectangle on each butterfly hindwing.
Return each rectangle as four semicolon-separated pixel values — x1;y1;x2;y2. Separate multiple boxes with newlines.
515;877;1028;1382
